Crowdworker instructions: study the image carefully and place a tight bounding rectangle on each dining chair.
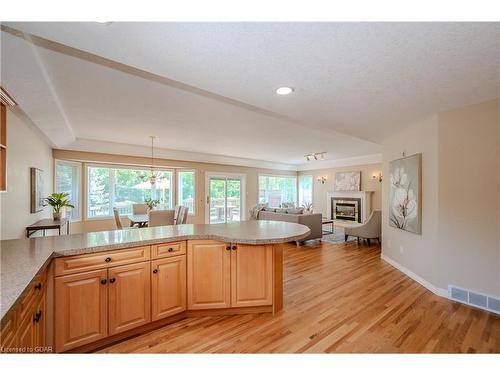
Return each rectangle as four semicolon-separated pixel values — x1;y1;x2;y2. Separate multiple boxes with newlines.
173;205;181;224
132;204;148;215
178;206;189;224
113;207;123;229
148;209;175;227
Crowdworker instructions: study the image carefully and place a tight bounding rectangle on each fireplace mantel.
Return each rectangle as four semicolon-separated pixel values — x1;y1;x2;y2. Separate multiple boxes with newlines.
326;191;374;223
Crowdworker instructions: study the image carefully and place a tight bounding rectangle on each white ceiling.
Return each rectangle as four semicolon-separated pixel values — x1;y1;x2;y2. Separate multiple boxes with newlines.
1;22;499;169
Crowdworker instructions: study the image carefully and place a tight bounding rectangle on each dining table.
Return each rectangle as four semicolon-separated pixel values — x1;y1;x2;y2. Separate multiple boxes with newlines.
127;214;149;228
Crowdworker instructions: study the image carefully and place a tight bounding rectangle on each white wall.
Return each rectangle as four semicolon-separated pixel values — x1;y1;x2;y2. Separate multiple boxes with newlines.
437;100;499;296
382;115;440;288
382;99;500;297
0;108;53;240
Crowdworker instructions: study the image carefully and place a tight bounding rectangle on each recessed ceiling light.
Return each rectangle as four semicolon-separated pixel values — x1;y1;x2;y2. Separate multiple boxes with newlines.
276;87;294;95
95;21;112;25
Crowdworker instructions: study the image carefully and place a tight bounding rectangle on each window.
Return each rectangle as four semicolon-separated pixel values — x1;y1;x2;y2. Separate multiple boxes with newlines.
177;170;195;214
298;175;313;207
87;165;173;218
258;175;297;207
55;160;81;220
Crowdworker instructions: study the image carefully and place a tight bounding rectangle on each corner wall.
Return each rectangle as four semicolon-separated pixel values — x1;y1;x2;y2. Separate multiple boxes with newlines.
381;115;440;289
0;108;53;240
437;99;499;296
382;99;500;297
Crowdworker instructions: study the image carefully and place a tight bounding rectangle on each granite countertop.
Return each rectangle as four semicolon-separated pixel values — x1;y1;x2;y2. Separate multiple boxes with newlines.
0;220;310;322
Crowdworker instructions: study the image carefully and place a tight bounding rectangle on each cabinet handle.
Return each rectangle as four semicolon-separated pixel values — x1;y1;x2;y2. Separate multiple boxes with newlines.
34;282;42;290
105;257;112;262
33;311;42;323
231;245;237;251
100;279;107;285
109;277;116;283
168;247;174;252
153;269;158;274
226;246;231;251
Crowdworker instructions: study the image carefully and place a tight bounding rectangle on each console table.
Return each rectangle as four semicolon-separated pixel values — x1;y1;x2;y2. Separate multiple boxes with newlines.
26;218;70;238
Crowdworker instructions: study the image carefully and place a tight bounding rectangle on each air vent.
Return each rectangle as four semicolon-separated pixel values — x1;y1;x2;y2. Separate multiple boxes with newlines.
0;86;17;107
449;285;500;315
469;292;488;309
488;296;500;314
450;286;468;303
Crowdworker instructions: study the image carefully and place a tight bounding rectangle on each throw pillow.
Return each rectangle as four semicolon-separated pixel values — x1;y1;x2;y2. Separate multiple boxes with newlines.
286;208;304;214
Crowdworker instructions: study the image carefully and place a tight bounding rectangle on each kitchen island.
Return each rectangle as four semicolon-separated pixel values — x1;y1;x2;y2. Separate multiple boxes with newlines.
0;221;309;353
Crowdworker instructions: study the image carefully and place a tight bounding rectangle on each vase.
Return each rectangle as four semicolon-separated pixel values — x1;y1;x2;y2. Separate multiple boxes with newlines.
53;212;61;220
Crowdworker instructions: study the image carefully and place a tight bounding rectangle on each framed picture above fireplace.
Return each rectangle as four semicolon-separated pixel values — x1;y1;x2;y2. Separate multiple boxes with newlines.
334;171;361;191
389;153;422;234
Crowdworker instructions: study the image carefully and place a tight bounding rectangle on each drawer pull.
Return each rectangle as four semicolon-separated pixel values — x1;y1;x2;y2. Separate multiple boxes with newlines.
105;257;112;262
109;277;116;283
231;245;237;251
33;311;42;323
153;269;158;274
34;282;42;290
100;279;107;285
226;246;231;251
168;247;174;252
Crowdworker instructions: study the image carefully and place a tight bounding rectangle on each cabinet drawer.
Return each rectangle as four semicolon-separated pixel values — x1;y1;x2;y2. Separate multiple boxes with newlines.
54;246;151;276
152;241;186;259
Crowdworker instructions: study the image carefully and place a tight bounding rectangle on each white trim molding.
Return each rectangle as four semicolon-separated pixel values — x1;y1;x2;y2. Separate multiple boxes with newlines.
381;254;448;298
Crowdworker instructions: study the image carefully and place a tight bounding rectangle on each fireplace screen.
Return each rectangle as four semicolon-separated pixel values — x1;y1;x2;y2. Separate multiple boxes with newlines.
332;198;361;222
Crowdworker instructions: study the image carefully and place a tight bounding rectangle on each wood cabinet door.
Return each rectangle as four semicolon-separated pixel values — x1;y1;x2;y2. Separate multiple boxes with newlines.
151;256;186;321
231;244;273;307
17;311;35;352
108;262;151;335
0;309;18;351
187;240;231;310
55;269;108;352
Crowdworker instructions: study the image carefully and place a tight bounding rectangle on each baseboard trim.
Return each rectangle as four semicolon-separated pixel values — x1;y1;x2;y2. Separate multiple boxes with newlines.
381;254;448;298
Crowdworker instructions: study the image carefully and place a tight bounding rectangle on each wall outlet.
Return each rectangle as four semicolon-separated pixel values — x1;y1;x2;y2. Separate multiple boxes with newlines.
399;246;404;254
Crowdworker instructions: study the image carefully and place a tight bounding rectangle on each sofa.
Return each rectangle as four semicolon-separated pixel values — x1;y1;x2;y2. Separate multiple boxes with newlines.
256;208;322;243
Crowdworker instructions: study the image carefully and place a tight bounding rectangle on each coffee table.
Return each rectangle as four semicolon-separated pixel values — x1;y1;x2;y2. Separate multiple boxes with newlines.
322;217;334;235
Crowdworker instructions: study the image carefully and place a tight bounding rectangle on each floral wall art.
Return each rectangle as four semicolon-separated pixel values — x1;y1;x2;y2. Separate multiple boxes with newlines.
334;171;361;191
389;153;422;234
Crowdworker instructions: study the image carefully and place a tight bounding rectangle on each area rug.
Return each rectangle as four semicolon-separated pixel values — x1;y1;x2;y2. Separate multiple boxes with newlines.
322;226;351;243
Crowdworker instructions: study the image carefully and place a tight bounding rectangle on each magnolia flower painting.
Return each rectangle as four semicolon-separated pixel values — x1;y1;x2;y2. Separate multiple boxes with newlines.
389;153;422;234
334;171;361;191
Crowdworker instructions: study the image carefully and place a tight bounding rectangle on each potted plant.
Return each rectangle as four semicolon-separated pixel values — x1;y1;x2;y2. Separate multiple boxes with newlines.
44;192;75;220
302;202;313;214
144;197;160;211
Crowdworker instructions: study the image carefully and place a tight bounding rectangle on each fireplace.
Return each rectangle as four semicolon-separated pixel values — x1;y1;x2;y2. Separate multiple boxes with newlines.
331;197;362;223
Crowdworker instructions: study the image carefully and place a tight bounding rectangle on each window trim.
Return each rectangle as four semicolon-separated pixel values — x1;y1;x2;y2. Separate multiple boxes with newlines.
54;159;82;222
257;173;298;207
177;169;196;216
85;162;176;220
298;174;314;208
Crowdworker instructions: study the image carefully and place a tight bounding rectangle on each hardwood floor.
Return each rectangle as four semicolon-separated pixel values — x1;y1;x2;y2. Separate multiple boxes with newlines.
97;240;500;353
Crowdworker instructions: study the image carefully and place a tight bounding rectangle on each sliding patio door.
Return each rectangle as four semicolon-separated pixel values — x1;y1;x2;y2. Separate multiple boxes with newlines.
206;174;245;224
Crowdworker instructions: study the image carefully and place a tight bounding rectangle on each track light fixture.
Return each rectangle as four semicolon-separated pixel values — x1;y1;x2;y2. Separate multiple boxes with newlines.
304;152;326;162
